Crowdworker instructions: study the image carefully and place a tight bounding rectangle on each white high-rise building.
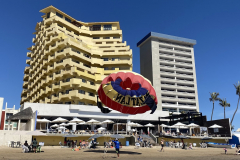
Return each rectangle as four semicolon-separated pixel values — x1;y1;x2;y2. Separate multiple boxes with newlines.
137;32;199;113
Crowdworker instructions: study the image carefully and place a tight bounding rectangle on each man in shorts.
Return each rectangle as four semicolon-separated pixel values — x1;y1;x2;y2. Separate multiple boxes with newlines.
112;138;120;158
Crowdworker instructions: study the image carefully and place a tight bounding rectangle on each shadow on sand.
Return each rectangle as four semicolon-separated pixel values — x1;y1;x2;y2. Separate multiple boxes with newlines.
84;149;142;155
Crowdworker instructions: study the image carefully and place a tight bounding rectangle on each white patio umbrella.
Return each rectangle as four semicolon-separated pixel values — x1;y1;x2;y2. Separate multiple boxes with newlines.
97;127;106;131
59;123;69;126
78;122;86;125
86;119;101;131
51;117;68;123
51;124;59;128
187;123;199;135
70;118;84;123
172;122;187;133
101;119;114;132
145;123;155;134
209;124;223;128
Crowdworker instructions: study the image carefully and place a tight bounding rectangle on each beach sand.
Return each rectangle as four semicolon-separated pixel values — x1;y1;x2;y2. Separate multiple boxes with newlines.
0;146;238;160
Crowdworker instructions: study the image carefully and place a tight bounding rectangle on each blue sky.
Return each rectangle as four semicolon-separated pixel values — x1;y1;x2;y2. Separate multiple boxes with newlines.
0;1;240;129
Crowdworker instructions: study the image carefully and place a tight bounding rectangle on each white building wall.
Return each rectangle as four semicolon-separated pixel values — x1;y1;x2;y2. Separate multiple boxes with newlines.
22;103;169;121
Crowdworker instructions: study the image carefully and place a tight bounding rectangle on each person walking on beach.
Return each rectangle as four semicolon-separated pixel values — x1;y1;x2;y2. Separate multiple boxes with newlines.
160;139;165;152
32;138;38;153
112;138;120;158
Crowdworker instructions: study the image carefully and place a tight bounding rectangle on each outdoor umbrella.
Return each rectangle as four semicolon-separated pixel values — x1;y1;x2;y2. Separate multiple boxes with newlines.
172;122;187;133
51;124;59;128
89;134;104;139
60;123;69;126
70;118;84;123
145;123;155;135
110;134;125;139
187;123;199;135
86;119;101;131
51;117;68;123
97;127;106;131
209;124;223;128
101;120;114;132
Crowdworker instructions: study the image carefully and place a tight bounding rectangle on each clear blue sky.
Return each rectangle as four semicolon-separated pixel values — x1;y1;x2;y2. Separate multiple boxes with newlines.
0;0;240;129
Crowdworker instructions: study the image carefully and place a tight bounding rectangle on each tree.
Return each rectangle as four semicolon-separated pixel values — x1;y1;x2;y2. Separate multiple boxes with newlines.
219;98;230;119
231;81;240;125
209;92;220;121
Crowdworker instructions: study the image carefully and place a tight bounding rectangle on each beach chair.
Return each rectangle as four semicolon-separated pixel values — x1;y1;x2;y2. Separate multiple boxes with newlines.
7;141;11;147
193;143;196;147
175;142;179;148
135;142;140;149
36;145;41;153
179;143;183;148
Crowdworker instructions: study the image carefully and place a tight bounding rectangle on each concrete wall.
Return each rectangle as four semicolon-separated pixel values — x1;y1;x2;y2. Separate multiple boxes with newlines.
33;135;127;146
23;103;170;121
151;38;163;111
0;130;32;146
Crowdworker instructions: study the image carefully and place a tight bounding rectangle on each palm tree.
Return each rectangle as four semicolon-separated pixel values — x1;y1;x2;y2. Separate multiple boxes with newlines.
231;81;240;125
209;92;220;121
219;98;230;119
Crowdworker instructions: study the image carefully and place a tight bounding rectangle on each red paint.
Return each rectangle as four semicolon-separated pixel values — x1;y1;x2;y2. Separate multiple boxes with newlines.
0;111;5;130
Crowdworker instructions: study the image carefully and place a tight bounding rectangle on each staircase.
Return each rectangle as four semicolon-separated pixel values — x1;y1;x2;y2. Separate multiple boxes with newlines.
149;133;158;145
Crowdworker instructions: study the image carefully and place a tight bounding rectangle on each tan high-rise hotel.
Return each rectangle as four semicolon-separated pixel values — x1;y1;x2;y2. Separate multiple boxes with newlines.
20;6;132;106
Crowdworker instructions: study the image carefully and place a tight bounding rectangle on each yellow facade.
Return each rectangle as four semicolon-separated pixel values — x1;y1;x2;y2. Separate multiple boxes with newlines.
20;6;132;105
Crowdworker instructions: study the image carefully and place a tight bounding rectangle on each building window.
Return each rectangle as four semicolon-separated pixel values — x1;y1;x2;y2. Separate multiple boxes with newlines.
65;17;71;23
79;90;85;94
103;58;108;61
90;81;95;85
91;25;101;31
66;78;71;82
103;37;110;39
103;25;112;30
56;12;63;18
82;79;86;83
89;92;94;97
65;101;71;104
83;64;90;68
78;102;85;105
104;67;109;70
111;67;116;70
93;37;100;39
66;89;72;94
113;37;120;39
47;12;50;19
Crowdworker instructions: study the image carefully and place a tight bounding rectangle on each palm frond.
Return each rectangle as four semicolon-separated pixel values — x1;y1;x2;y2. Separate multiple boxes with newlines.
219;98;230;107
209;92;220;102
234;81;240;95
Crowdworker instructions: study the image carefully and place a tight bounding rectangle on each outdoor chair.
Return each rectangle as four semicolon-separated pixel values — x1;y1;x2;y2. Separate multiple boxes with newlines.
193;143;196;147
175;142;180;148
179;143;183;148
7;141;11;147
36;145;41;153
135;142;140;149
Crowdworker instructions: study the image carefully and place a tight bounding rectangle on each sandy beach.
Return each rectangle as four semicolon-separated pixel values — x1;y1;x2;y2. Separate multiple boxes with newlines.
0;146;239;160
